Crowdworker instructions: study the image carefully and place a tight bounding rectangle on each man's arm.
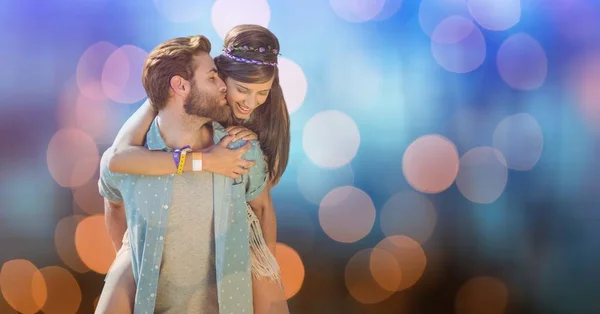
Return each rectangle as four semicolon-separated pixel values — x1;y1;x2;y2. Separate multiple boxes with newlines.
104;199;127;252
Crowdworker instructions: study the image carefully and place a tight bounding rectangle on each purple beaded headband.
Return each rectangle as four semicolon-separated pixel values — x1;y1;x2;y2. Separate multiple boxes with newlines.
221;44;279;66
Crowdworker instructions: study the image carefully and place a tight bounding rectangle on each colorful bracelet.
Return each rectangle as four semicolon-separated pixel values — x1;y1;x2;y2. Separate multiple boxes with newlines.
173;145;191;174
177;148;192;174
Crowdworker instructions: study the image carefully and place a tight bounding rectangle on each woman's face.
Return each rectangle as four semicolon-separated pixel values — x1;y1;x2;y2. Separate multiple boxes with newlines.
224;76;274;120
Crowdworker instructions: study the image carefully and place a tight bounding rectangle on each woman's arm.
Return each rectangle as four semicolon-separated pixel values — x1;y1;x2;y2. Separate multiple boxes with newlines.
108;100;257;177
107;100;179;175
248;182;277;254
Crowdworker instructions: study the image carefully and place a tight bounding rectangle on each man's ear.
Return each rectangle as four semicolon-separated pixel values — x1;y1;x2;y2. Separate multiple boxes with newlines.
170;75;189;98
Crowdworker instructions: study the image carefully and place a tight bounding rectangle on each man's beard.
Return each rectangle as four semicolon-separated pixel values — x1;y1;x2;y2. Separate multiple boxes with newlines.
183;85;231;123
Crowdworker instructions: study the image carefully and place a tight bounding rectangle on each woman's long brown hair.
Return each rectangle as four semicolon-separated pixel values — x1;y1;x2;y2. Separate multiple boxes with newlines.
214;24;290;184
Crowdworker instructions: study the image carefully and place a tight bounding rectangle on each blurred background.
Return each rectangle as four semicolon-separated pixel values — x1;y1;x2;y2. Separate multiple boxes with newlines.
1;0;600;313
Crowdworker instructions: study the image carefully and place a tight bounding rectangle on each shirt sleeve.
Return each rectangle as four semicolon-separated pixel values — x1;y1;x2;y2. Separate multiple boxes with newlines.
241;140;268;202
98;150;124;202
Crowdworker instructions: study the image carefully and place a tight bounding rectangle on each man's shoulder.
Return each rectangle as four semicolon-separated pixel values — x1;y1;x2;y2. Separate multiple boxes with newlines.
99;148;129;182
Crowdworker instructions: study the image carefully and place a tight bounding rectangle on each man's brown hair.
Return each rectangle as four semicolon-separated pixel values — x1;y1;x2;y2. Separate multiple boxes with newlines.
142;35;211;110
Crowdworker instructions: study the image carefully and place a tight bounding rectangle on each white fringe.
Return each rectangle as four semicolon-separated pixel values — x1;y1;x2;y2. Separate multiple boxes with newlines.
246;204;282;285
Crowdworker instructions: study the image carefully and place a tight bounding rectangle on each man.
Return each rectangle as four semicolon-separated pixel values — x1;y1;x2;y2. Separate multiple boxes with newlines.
98;35;268;314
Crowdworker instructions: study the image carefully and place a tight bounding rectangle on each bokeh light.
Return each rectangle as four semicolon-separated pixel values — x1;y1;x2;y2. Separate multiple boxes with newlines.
76;42;117;100
492;113;544;171
57;78;82;129
211;0;271;39
329;0;386;23
380;191;437;244
369;248;403;292
571;52;600;133
0;259;47;314
278;57;308;114
75;93;111;140
46;128;100;188
345;249;395;304
101;45;148;104
467;0;521;31
419;0;471;37
275;243;305;299
72;175;105;215
497;33;547;90
319;186;376;243
37;266;82;314
455;276;508;314
403;134;460;194
375;235;427;291
456;147;508;204
431;16;486;73
303;110;360;168
55;215;91;274
373;0;404;21
297;159;355;205
75;215;116;274
57;78;112;142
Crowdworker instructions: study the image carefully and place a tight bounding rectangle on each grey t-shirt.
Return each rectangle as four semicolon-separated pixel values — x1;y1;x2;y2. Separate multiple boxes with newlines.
154;171;218;314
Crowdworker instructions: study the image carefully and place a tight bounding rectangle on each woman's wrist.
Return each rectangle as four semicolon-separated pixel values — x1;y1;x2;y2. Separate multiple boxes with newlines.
182;151;210;173
183;153;193;172
199;150;213;173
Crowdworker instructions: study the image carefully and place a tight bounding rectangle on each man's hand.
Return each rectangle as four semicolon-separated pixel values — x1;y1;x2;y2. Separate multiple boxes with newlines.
203;135;256;179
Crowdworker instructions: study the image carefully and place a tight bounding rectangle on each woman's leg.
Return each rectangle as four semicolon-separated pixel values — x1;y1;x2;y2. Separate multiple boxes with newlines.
252;277;289;314
247;205;289;314
95;231;136;314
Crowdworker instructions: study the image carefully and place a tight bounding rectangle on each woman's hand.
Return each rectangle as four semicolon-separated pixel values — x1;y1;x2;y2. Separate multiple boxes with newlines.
203;135;256;179
226;126;258;141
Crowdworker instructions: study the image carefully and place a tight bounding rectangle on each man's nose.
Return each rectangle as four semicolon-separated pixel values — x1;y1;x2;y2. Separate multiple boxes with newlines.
216;77;227;92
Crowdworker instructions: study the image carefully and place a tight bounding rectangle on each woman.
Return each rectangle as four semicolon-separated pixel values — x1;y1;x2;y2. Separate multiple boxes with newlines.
96;25;291;314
